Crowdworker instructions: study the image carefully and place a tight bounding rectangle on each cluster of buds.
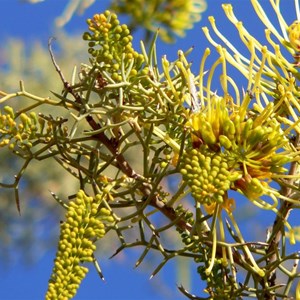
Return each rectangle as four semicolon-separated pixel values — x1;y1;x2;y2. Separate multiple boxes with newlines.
46;190;114;300
82;11;144;82
180;146;240;206
0;106;50;151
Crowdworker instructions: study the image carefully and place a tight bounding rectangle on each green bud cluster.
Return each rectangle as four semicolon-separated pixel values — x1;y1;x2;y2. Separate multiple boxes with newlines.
197;262;234;299
0;106;51;150
174;204;195;231
82;11;144;82
174;205;209;257
180;146;240;206
180;231;199;247
46;190;114;300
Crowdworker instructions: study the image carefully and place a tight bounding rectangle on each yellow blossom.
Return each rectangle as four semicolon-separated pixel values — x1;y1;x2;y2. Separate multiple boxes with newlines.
111;0;207;42
289;20;300;51
46;190;114;300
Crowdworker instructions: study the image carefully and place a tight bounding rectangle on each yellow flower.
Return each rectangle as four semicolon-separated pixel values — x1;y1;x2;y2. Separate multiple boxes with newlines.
183;94;293;209
111;0;207;42
183;0;300;211
288;21;300;51
0;106;51;151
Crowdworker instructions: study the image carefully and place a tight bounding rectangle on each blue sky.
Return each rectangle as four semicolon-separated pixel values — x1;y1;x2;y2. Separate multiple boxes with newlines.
0;1;299;299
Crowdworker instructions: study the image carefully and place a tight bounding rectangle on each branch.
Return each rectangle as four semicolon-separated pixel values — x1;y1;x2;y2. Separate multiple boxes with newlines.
263;134;300;298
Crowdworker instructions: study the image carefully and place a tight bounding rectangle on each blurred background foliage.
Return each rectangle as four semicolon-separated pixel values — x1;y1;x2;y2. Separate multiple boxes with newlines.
0;30;92;264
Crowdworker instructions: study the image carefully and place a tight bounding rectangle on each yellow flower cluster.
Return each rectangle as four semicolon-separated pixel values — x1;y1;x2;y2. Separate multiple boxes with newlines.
111;0;207;42
46;190;114;300
183;94;291;208
0;106;49;150
196;1;300;211
82;11;144;82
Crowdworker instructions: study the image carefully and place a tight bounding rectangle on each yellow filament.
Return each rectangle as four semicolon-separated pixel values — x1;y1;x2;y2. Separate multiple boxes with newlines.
283;94;299;123
253;47;268;93
222;4;239;25
216;46;228;94
218;213;228;266
284;116;300;135
246;39;256;92
251;0;285;43
162;56;180;102
227;213;265;277
206;56;223;115
208;14;249;63
198;48;211;108
224;75;240;106
269;0;289;41
202;26;220;48
286;91;300;114
205;204;220;275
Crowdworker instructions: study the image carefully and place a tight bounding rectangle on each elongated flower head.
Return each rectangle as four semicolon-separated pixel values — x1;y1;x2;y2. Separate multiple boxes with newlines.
46;190;114;300
180;146;240;206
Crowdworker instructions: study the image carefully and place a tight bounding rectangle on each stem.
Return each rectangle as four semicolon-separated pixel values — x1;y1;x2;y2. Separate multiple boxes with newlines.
263;134;299;298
